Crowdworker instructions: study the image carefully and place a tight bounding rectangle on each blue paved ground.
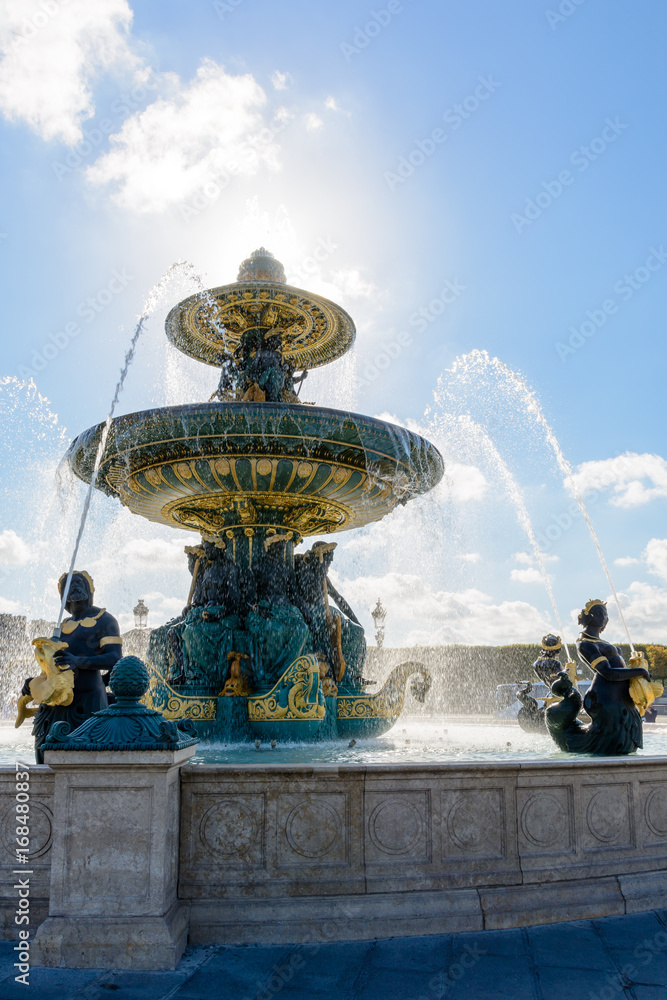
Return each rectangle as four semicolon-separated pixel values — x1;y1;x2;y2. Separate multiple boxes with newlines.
0;909;664;999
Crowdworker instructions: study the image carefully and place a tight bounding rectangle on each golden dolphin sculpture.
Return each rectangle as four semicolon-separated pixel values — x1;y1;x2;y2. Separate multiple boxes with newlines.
15;638;73;729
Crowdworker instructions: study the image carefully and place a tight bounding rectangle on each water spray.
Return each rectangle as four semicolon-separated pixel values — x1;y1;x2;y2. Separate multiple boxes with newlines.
445;351;635;655
435;413;572;660
55;261;204;635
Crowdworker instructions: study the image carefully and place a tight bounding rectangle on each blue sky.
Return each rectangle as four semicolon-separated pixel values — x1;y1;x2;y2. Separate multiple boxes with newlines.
1;0;667;645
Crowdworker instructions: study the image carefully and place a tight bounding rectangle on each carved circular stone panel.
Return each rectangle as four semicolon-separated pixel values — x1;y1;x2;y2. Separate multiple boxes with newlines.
447;799;485;851
368;798;423;856
645;786;667;838
285;801;341;859
520;793;567;848
2;801;53;860
586;789;624;843
200;800;257;858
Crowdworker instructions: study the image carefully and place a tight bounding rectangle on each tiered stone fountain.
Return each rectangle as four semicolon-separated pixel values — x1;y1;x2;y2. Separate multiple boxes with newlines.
67;249;444;740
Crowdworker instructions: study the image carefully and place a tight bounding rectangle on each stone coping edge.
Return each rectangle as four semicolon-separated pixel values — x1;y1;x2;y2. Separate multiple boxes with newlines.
180;755;667;775
42;746;197;767
2;753;666;774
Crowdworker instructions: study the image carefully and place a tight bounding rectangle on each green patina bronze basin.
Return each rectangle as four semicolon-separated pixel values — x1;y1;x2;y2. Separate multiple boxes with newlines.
67;402;444;540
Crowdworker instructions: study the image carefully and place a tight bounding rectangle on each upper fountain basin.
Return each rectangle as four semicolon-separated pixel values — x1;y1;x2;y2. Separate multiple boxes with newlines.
66;402;444;538
166;281;356;370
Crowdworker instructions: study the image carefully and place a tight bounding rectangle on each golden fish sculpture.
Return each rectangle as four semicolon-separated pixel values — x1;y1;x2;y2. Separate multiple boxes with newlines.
628;652;664;716
14;638;73;729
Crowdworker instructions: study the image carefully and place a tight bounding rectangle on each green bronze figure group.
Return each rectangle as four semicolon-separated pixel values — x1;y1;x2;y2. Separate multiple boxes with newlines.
147;532;365;701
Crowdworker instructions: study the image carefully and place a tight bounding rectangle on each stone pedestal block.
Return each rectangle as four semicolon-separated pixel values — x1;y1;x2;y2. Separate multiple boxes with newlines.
33;747;195;970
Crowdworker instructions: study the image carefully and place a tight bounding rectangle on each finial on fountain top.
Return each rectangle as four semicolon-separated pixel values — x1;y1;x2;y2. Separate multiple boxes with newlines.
237;247;286;284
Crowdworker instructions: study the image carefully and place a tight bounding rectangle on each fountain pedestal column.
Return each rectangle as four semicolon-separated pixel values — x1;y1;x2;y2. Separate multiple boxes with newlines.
32;746;194;970
31;655;199;970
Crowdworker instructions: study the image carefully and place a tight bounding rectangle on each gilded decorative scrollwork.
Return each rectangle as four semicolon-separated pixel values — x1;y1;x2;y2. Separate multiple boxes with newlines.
163;489;349;536
142;660;217;721
248;654;326;722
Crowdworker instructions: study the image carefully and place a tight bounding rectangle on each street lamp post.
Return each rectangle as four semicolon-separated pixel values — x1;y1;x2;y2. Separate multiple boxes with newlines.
371;598;387;648
133;598;149;630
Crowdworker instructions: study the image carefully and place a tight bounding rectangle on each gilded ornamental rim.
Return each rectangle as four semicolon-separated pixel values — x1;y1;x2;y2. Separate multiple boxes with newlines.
165;281;356;371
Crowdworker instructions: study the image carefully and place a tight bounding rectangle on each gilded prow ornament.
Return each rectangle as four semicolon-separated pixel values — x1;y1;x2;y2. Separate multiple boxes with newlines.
337;661;432;738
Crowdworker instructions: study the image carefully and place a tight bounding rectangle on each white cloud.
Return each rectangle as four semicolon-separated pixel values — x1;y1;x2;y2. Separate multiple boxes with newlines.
563;578;667;643
510;567;544;585
613;581;667;642
644;538;667;583
87;59;283;212
0;596;19;614
119;537;187;573
570;453;667;508
457;552;481;563
332;570;551;645
614;556;640;567
444;462;487;502
325;96;347;114
303;112;323;132
0;529;30;566
329;268;377;301
271;70;291;90
0;0;137;145
513;551;558;567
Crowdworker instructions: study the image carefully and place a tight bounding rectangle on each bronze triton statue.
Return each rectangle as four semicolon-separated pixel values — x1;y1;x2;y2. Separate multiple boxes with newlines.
16;571;122;763
517;634;577;735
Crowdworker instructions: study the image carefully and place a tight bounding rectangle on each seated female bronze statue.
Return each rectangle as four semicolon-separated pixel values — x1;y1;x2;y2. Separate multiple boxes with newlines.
546;599;651;755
